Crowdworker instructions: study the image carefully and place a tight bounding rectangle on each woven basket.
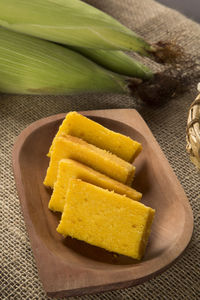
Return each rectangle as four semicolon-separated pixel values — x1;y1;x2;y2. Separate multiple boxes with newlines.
186;84;200;169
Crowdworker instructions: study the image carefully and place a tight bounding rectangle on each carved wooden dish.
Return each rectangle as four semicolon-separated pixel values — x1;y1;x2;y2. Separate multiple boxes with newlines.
12;109;193;298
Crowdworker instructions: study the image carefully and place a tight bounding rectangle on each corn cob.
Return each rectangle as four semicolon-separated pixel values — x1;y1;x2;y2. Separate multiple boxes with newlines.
0;27;129;95
69;47;153;80
0;0;153;56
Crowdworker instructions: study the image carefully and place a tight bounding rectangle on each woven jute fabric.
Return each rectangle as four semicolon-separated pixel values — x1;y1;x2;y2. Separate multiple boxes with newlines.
1;0;200;299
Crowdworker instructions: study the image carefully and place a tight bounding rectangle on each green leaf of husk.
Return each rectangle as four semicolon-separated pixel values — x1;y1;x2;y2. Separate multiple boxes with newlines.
0;27;128;95
0;0;152;56
70;47;153;80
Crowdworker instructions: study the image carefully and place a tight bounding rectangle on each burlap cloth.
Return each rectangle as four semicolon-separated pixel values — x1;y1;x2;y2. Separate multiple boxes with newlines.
1;0;200;299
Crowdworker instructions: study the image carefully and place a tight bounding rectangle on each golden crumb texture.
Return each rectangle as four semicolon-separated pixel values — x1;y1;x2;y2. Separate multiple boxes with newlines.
48;111;142;162
48;159;142;212
44;135;135;188
57;179;155;260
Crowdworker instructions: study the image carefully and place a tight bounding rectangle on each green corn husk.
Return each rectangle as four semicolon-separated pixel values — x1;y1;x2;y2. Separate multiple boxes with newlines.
0;27;130;95
0;0;153;56
70;47;153;80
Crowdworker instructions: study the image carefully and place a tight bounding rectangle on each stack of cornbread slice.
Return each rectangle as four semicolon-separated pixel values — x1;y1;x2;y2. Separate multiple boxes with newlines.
44;112;155;260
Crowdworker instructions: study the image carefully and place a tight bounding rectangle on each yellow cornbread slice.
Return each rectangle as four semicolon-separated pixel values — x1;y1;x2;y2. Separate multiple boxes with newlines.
57;179;155;260
44;135;135;188
48;159;142;212
48;111;142;162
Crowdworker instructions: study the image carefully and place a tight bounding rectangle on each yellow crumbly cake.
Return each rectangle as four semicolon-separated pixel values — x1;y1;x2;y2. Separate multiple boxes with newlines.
57;179;155;260
48;111;142;162
48;159;142;212
44;135;135;188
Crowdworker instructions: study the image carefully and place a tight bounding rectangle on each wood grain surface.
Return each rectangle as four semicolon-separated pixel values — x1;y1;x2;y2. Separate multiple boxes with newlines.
12;109;193;298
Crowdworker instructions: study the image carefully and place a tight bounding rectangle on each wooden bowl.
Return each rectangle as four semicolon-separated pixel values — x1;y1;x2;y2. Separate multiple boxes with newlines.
12;109;193;298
